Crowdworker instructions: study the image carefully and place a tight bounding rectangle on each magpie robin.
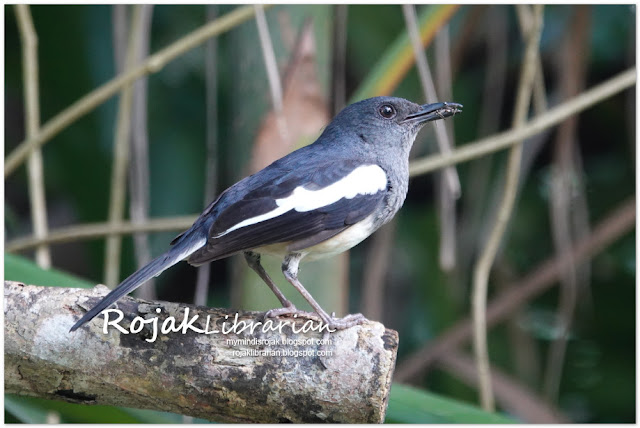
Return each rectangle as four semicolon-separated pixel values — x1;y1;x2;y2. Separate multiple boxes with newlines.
70;96;462;332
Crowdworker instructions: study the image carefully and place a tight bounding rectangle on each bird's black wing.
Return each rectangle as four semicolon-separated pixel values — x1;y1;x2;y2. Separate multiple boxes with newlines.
187;159;388;264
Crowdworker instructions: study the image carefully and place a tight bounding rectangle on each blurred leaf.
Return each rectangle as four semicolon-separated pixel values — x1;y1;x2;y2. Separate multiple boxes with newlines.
121;408;211;424
250;20;330;172
4;393;203;423
4;253;94;289
5;395;138;423
385;383;515;423
350;4;459;101
4;395;51;424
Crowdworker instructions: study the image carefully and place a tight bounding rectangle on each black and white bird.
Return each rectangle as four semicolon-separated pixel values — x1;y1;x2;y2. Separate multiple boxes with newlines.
70;96;462;332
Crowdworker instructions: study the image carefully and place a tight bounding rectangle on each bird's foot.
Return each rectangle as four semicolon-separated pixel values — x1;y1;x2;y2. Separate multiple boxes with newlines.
264;304;321;323
323;312;369;330
264;306;368;330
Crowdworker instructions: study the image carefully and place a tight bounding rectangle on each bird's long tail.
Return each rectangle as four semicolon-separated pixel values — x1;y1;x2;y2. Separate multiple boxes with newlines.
69;233;207;332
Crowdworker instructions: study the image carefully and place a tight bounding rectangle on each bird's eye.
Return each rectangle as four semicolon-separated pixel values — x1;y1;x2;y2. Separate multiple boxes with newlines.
378;104;396;119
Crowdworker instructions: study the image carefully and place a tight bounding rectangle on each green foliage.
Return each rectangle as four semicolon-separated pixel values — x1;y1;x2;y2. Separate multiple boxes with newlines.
4;394;202;424
386;384;515;423
5;253;93;289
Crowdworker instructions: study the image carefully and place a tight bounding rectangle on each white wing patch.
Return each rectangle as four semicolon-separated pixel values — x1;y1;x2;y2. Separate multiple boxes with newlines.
217;164;387;236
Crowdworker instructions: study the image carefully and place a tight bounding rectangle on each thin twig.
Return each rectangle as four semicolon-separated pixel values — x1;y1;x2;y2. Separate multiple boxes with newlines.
478;5;509;137
330;5;356;315
471;4;544;410
6;68;635;255
435;24;454;120
484;5;549;262
331;4;349;115
458;5;507;291
434;23;457;271
5;5;267;178
544;4;591;402
254;5;283;114
483;7;549;239
360;220;397;320
493;261;541;387
104;6;144;287
436;172;457;270
402;4;460;198
516;4;549;113
499;4;549;388
476;7;551;278
7;216;197;253
254;4;289;147
194;4;219;307
409;67;636;177
403;4;458;278
127;5;155;300
14;5;51;268
395;196;635;382
113;4;154;298
112;5;128;71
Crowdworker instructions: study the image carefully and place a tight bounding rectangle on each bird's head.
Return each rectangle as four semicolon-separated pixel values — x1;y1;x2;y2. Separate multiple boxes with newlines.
326;96;462;155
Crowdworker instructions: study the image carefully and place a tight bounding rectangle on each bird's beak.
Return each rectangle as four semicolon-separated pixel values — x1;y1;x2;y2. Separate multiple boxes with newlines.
403;102;463;124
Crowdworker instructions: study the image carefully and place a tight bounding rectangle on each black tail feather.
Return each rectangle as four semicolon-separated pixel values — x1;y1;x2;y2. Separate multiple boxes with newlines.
69;234;205;332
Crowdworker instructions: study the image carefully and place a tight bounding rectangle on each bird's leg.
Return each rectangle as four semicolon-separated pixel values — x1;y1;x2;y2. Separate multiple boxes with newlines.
244;252;320;322
244;251;293;308
279;253;368;330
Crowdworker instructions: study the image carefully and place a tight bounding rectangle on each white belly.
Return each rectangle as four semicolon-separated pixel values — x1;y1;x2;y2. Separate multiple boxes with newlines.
255;215;377;262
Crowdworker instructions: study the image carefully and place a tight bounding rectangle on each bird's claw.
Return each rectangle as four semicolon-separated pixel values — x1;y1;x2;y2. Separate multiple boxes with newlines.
325;312;368;330
264;305;321;323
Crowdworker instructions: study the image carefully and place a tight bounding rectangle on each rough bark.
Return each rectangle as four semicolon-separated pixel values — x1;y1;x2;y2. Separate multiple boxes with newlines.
4;280;398;423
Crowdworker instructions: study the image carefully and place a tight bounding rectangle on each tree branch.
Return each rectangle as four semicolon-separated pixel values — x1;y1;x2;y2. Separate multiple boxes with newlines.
4;280;398;423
